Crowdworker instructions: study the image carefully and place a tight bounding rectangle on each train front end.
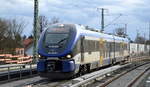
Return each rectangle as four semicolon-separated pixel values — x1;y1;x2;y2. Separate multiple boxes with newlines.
37;24;77;79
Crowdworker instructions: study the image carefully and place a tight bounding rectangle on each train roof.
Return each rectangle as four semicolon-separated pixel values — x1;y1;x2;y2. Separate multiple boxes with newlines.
75;24;129;42
45;23;129;43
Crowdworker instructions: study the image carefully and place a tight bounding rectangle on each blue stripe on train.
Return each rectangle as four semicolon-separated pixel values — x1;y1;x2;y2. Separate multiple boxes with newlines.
37;60;46;72
62;60;75;72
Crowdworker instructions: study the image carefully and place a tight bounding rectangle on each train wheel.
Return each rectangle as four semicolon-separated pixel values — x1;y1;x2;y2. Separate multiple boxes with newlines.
111;59;114;66
76;64;90;77
80;65;87;75
81;65;86;75
111;59;116;65
86;64;91;73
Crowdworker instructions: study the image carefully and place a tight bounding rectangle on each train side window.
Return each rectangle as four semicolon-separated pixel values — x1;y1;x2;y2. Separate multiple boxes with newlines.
124;44;126;50
90;40;95;54
106;42;110;57
111;42;115;52
125;44;127;50
89;40;92;54
116;43;120;52
115;43;117;51
90;41;93;51
85;40;92;54
84;40;88;52
96;41;100;51
110;42;112;52
94;41;97;51
105;42;108;58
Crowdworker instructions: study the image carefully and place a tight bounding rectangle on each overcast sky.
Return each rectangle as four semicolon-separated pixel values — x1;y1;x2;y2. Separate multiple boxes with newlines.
0;0;150;40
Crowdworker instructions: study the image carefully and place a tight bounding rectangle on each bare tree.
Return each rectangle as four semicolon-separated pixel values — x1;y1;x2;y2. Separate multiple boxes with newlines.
31;16;61;37
36;15;60;34
0;18;9;53
38;15;49;32
50;16;60;24
0;19;8;41
9;19;26;48
0;18;26;54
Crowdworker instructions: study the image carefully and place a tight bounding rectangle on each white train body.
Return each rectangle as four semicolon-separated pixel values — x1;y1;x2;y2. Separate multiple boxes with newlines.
37;24;149;79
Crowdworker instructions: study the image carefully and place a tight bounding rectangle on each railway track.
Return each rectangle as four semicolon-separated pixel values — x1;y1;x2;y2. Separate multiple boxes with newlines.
64;57;150;87
0;76;71;87
88;60;150;87
0;65;123;87
1;57;150;87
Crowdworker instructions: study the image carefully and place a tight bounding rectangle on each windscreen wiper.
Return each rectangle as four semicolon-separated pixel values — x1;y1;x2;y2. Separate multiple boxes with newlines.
57;37;68;44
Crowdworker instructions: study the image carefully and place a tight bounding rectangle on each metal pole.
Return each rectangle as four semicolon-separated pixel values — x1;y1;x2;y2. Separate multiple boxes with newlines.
101;8;104;32
97;8;107;32
33;0;39;63
30;63;32;76
149;22;150;56
136;29;139;57
19;66;22;79
8;67;10;80
125;24;127;36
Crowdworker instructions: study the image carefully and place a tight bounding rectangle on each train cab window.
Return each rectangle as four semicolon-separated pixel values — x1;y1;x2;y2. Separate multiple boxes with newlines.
42;24;77;54
45;33;69;44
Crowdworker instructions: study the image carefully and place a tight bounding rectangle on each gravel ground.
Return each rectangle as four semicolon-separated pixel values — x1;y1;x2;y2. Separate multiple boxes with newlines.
136;71;150;87
0;76;42;87
0;76;71;87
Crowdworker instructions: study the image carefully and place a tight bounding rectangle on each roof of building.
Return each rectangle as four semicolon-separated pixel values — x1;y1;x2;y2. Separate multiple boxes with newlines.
23;38;33;49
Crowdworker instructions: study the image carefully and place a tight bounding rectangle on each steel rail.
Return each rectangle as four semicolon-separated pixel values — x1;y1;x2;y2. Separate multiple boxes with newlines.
99;61;150;87
70;65;126;87
127;67;150;87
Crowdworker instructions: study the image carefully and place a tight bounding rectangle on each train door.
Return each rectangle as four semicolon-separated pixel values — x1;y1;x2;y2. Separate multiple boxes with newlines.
99;38;104;66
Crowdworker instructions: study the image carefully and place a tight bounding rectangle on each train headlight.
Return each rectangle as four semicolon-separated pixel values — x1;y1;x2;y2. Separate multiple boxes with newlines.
38;55;41;58
66;54;71;58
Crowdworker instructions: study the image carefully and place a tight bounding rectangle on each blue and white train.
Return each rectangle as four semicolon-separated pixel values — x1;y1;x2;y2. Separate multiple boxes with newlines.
37;24;130;79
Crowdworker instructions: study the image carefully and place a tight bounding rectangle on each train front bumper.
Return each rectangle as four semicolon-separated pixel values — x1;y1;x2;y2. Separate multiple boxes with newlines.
37;59;75;79
38;71;75;79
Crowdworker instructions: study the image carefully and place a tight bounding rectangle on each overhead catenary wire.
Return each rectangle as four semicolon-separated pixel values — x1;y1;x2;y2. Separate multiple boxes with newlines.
104;14;123;28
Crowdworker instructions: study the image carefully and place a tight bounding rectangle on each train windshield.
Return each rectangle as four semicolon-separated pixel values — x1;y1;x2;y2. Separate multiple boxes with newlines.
43;24;74;54
45;33;68;44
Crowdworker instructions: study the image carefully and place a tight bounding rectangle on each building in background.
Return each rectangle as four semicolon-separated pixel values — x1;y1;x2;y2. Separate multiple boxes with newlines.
23;38;33;56
0;38;34;64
